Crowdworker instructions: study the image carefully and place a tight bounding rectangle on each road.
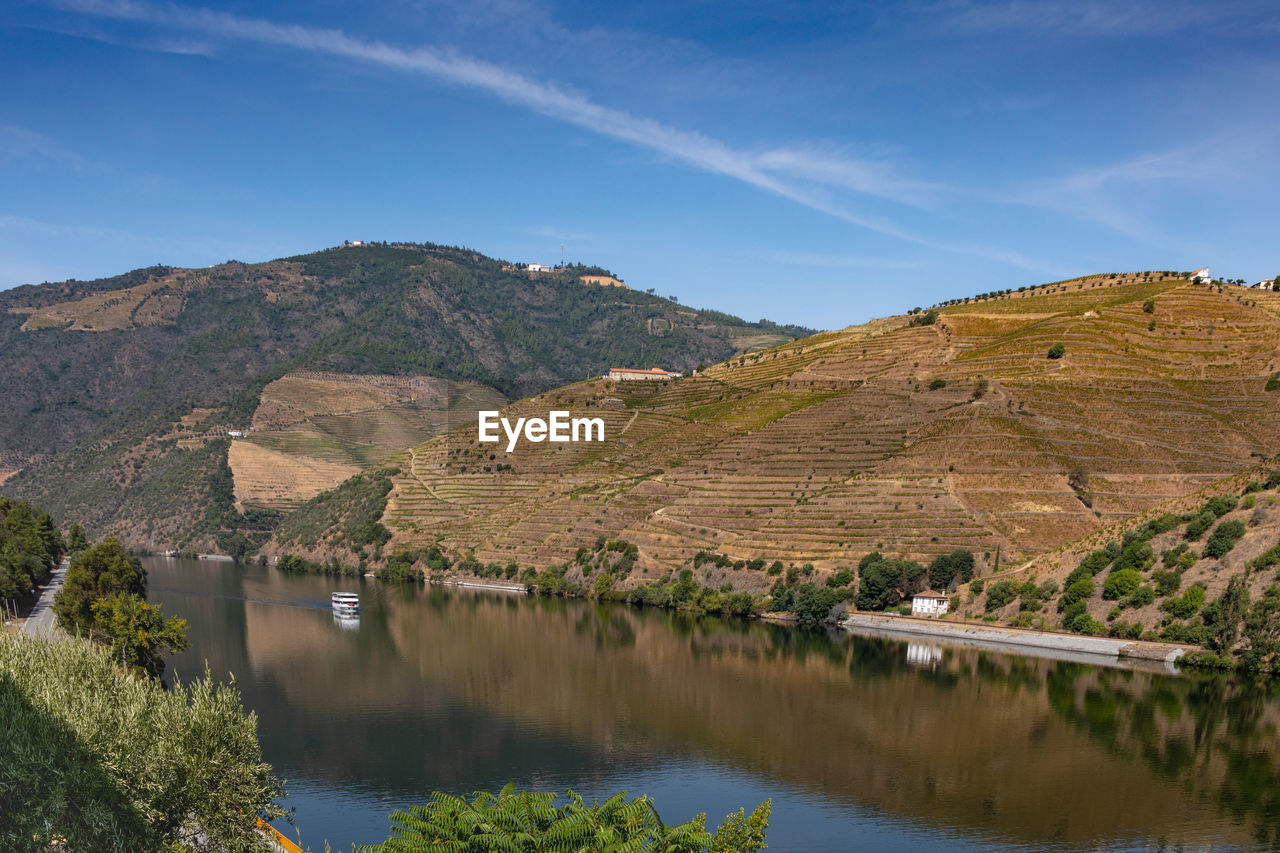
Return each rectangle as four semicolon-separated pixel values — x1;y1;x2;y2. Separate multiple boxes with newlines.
21;558;69;638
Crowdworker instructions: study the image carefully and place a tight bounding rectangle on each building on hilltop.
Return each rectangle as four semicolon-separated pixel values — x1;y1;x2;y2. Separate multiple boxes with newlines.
606;367;682;381
1189;267;1211;283
527;263;551;272
911;591;949;616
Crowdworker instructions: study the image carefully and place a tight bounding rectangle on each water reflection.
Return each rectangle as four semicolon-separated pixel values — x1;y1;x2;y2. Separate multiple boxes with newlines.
149;558;1280;852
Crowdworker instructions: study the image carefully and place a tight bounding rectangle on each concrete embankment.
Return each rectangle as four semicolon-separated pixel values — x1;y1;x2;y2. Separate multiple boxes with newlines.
431;577;528;594
843;612;1191;672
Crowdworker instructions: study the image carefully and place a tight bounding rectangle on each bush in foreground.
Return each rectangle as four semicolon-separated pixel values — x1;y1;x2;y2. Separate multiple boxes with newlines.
0;634;284;851
356;784;770;853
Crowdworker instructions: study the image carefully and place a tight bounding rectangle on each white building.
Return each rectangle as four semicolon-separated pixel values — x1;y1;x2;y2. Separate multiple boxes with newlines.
227;430;245;438
527;263;551;272
1189;267;1211;284
606;367;682;381
911;591;949;616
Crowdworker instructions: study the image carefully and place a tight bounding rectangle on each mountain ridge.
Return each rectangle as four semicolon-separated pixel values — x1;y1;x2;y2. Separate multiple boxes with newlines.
0;242;809;548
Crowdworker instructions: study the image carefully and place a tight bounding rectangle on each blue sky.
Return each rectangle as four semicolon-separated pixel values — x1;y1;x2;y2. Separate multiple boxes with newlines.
2;0;1278;328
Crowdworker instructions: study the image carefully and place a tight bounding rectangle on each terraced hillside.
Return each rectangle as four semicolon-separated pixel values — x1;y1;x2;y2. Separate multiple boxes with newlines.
376;274;1280;578
231;371;503;510
0;242;806;548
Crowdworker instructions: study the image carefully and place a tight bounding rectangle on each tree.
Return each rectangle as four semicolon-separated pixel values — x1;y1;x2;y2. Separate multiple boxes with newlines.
356;784;770;853
1047;343;1066;359
1242;585;1280;669
91;592;190;677
67;522;89;554
1201;576;1250;652
792;583;838;628
0;635;285;850
53;537;145;637
928;549;975;591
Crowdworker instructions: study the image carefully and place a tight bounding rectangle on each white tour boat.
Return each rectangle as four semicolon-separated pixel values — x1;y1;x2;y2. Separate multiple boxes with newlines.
331;591;360;614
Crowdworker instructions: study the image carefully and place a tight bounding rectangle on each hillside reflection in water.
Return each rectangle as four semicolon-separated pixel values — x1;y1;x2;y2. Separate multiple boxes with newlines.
149;558;1280;852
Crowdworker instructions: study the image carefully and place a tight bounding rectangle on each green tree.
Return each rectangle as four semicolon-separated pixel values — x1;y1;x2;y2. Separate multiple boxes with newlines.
1242;585;1280;669
928;549;975;591
792;583;838;628
91;592;190;677
1204;576;1250;652
53;537;146;637
0;634;285;851
1103;569;1142;600
1047;343;1065;359
67;522;89;554
356;784;770;853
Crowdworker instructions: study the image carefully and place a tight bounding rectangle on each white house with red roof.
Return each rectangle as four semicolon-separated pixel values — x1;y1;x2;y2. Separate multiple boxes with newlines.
1189;267;1211;283
606;367;682;381
911;590;950;616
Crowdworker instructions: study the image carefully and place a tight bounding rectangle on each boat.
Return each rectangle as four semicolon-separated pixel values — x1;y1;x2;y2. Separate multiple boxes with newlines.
331;592;360;614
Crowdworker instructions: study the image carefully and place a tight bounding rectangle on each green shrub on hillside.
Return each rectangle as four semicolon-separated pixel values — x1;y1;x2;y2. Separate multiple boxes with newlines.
1068;612;1105;635
984;580;1019;611
1161;585;1206;619
1103;569;1142;600
1112;541;1155;575
1128;585;1156;608
1059;578;1095;609
1184;510;1216;541
1203;520;1246;559
1205;494;1239;519
1046;343;1065;359
1152;569;1181;596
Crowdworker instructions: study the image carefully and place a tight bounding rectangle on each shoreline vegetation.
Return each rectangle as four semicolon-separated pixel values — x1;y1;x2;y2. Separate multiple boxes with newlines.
257;468;1280;675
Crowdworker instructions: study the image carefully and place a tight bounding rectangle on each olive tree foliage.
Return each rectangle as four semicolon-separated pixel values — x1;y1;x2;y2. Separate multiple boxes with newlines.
91;592;191;677
53;538;188;678
356;784;770;853
0;634;285;852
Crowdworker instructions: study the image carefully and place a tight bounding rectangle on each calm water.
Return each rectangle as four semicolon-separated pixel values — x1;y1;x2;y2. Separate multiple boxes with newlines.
147;557;1280;852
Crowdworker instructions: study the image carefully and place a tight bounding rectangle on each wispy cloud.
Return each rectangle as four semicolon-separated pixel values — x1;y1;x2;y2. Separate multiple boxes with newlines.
54;0;1052;272
746;249;927;270
1000;128;1276;245
0;124;93;172
920;0;1275;38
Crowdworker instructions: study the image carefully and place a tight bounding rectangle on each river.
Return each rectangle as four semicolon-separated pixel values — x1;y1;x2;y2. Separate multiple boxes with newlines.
147;556;1280;852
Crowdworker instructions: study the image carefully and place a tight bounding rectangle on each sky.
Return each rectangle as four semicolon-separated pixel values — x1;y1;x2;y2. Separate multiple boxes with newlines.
2;0;1278;329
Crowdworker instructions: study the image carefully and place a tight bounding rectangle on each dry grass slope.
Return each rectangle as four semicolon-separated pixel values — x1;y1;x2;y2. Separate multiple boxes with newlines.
230;371;504;509
382;276;1280;580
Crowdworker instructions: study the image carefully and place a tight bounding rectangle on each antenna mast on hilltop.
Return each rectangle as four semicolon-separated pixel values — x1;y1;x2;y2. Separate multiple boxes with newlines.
560;244;565;267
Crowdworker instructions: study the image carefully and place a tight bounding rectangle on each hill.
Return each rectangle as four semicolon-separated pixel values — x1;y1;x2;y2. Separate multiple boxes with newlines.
963;468;1280;667
0;242;808;548
278;273;1280;587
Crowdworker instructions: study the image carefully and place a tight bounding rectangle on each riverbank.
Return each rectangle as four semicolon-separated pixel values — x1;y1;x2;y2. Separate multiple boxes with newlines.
843;612;1192;671
430;576;527;594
